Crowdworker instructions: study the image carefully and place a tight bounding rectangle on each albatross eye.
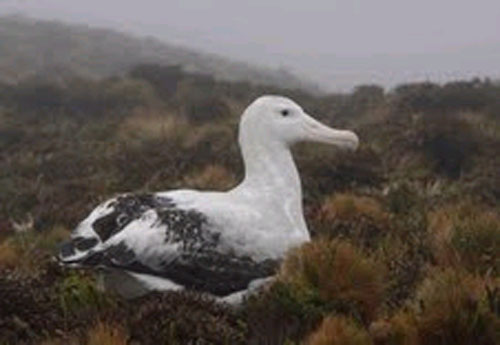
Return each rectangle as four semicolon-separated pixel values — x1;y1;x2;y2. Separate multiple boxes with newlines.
281;109;290;117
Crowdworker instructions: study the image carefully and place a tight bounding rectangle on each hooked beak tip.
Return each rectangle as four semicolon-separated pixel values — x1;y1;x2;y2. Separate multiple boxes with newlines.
347;132;360;151
301;113;359;151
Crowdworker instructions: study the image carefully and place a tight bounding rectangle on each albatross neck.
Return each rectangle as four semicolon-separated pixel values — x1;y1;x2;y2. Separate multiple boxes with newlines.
232;138;304;213
231;137;309;238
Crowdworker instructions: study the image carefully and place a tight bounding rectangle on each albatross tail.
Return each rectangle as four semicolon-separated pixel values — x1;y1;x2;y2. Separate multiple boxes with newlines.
57;236;103;267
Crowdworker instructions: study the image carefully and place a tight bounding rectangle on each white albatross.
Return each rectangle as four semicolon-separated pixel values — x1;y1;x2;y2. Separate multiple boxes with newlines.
58;95;359;303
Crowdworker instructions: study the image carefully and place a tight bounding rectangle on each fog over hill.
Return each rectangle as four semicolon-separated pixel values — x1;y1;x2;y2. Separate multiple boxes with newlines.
1;0;499;91
0;16;318;91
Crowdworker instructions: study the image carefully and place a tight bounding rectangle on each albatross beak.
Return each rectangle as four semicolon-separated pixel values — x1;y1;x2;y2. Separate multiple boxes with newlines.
301;114;359;151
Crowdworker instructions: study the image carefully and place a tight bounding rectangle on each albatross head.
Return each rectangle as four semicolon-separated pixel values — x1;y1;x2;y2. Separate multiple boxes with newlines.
239;95;359;150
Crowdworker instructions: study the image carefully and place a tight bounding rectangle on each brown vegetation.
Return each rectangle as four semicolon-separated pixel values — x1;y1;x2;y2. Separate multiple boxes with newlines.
306;316;372;345
87;322;128;345
0;45;499;343
279;239;388;323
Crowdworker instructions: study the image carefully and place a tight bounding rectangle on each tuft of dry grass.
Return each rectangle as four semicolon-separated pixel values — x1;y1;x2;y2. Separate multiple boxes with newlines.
117;108;191;143
319;193;388;224
0;241;19;269
386;312;419;345
370;312;419;345
428;202;500;275
182;164;237;190
374;235;425;310
412;268;499;345
427;206;460;267
0;225;70;275
128;291;246;345
279;238;388;322
39;336;80;345
369;311;420;345
314;193;389;249
306;316;372;345
87;321;128;345
369;269;499;345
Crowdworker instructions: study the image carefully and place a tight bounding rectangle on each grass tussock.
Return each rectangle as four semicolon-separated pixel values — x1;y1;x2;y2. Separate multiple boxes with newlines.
374;235;425;309
428;202;500;275
427;206;458;267
367;270;499;345
0;241;19;269
58;271;115;318
87;321;128;345
0;53;499;344
0;225;69;276
39;336;80;345
306;316;372;345
128;292;246;345
319;193;388;224
314;193;389;248
369;312;419;345
278;238;388;322
117;108;190;143
410;269;499;345
182;164;237;190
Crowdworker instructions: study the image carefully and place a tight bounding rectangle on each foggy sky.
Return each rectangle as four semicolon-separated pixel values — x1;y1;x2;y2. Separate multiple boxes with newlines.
1;0;499;91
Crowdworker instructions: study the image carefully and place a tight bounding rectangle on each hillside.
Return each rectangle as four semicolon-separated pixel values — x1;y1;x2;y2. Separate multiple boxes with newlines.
0;15;317;91
0;61;499;344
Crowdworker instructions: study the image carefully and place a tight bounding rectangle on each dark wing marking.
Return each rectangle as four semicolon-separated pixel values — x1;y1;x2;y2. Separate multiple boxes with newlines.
87;203;279;296
59;193;175;263
87;242;279;296
92;193;175;241
163;251;279;296
156;208;218;250
58;237;99;260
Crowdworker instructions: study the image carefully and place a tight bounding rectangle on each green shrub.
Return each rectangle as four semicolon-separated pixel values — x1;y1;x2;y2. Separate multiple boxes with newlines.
58;271;114;318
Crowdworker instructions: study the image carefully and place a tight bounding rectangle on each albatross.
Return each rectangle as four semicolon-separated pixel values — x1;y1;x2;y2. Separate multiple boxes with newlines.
58;95;359;303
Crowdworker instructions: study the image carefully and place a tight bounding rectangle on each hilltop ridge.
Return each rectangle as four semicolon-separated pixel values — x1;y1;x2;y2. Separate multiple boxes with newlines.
0;15;318;91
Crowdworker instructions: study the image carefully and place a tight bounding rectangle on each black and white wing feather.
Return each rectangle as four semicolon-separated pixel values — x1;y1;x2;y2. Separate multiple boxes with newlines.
58;193;277;296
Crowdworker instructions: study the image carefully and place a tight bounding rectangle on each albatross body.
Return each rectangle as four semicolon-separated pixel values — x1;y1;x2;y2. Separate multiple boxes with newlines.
58;95;359;302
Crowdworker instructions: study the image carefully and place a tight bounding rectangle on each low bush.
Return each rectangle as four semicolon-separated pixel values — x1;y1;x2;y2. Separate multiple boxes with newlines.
127;292;246;345
412;269;499;345
428;203;500;276
87;321;128;345
58;271;114;319
314;193;389;247
278;239;388;323
306;316;372;345
416;113;480;179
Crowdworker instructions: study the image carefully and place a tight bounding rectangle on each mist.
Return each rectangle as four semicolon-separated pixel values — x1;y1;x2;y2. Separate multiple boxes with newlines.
1;0;499;91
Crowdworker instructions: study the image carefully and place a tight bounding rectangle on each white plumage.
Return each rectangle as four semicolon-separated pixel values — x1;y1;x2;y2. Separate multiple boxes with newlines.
58;95;359;303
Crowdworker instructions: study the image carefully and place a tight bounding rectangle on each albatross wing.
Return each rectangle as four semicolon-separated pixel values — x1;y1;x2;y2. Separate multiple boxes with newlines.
58;192;278;297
